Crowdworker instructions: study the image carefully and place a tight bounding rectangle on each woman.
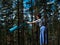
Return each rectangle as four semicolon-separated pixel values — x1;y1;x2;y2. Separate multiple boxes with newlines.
27;14;47;45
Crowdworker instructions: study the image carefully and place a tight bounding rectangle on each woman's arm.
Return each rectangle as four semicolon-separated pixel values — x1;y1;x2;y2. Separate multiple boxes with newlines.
27;19;41;24
27;21;36;24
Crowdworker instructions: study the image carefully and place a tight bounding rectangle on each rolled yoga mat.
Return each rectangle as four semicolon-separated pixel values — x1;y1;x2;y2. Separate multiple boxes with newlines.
9;22;27;32
9;25;18;32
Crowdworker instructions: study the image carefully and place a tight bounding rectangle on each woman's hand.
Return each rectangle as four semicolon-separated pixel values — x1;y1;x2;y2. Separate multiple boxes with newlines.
26;22;31;24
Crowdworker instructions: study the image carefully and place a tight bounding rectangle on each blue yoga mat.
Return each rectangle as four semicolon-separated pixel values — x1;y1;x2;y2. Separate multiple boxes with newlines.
9;25;18;32
9;23;27;32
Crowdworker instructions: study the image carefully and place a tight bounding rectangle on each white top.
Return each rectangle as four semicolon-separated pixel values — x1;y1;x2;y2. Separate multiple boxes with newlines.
33;19;42;27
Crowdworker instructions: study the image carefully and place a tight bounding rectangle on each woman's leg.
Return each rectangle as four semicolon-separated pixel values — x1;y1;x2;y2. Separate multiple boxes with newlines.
40;26;46;45
44;28;47;45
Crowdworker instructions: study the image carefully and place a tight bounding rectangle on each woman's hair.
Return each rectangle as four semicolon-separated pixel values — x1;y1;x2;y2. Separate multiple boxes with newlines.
37;13;41;18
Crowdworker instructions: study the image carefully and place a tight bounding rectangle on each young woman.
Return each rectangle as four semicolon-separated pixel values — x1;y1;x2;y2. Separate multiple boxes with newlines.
27;14;47;45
